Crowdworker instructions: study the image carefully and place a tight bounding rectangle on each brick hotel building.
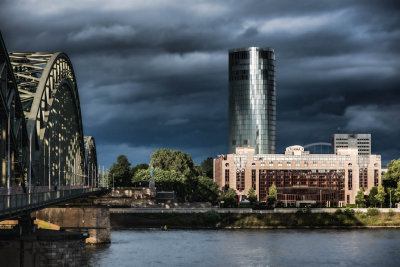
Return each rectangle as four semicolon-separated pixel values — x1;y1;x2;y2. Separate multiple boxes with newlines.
214;146;381;206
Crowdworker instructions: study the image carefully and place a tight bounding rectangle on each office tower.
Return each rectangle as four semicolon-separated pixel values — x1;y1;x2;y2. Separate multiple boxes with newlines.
228;47;276;154
332;133;371;155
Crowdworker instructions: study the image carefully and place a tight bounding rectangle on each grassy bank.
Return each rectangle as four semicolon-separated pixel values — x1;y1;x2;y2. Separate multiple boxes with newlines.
111;210;400;229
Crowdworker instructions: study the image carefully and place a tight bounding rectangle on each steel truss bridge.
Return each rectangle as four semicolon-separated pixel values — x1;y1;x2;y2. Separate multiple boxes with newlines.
0;32;102;220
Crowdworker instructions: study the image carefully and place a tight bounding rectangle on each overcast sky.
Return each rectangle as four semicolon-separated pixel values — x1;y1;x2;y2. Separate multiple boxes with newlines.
1;0;399;168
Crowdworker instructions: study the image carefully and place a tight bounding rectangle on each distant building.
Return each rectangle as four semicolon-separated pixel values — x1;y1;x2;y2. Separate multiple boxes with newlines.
332;134;371;155
214;146;381;206
228;47;276;154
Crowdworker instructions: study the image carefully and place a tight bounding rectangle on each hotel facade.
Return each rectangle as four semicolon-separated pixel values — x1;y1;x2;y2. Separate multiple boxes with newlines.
214;146;381;206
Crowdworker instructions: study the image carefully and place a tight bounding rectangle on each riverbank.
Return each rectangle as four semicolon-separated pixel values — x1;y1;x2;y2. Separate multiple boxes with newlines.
111;210;400;229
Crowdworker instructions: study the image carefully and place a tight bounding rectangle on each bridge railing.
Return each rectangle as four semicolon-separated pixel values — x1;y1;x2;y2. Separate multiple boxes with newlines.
0;188;102;218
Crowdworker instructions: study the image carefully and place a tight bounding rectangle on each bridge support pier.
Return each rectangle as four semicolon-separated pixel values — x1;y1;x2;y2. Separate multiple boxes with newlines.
34;205;110;244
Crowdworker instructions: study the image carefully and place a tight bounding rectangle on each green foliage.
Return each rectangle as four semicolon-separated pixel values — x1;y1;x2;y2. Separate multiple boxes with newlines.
344;208;355;216
132;168;220;203
191;176;220;204
150;149;196;177
334;209;343;215
355;188;365;207
131;163;149;176
132;167;187;199
109;155;132;187
375;184;387;208
359;213;367;219
296;207;311;215
267;184;277;206
247;187;257;204
368;186;378;207
219;188;238;207
203;210;221;225
382;158;400;188
200;157;214;178
388;209;395;217
367;207;380;216
393;181;400;203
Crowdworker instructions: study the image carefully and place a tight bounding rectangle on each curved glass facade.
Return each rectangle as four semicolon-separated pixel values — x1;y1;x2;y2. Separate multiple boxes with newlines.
228;47;276;154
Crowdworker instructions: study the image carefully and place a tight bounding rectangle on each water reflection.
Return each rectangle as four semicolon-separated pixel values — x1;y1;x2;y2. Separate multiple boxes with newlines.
87;229;400;266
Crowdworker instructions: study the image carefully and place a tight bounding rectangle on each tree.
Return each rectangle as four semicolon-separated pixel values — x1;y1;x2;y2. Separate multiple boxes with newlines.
375;184;387;208
191;176;219;204
109;155;132;187
131;163;149;177
394;181;400;203
132;167;187;200
200;157;214;178
247;187;257;204
267;184;277;207
219;188;238;207
368;186;378;207
150;149;196;177
355;188;365;207
382;158;400;188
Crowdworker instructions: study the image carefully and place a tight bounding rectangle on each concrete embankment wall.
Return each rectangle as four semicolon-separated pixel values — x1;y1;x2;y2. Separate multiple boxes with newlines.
110;209;400;229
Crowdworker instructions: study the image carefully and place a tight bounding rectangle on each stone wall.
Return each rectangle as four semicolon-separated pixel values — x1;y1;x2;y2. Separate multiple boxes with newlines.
0;230;87;267
34;206;110;244
108;187;151;198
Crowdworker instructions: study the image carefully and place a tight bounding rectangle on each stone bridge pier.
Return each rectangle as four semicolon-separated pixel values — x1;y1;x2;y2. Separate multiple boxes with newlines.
33;204;110;244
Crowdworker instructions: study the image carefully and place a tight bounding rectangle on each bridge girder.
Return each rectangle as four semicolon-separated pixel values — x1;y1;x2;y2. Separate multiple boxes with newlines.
9;52;85;187
84;136;98;187
0;33;29;190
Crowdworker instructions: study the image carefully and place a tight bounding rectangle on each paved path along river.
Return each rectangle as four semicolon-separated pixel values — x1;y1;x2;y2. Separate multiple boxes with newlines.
87;229;400;266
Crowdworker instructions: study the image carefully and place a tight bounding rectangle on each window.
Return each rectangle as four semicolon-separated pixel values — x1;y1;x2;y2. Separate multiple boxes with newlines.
236;171;245;191
374;170;379;186
359;168;368;189
243;139;248;145
225;169;230;184
348;170;352;190
252;170;256;190
232;140;236;145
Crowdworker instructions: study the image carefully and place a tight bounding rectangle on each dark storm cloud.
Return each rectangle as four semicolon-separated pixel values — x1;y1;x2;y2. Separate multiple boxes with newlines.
1;0;399;167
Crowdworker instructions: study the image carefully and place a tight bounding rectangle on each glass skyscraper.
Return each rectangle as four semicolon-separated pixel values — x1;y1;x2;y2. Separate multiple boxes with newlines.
228;47;276;154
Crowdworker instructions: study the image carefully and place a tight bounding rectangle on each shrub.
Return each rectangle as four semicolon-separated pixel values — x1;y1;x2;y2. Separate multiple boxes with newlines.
366;207;380;216
334;209;343;215
359;213;367;219
388;209;395;217
344;208;355;216
203;210;221;225
296;207;311;215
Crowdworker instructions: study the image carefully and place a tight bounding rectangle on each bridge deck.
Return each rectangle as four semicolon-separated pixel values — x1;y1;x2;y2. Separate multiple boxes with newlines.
0;188;106;221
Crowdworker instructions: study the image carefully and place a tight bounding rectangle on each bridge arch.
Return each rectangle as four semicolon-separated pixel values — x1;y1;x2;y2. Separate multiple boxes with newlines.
9;52;85;188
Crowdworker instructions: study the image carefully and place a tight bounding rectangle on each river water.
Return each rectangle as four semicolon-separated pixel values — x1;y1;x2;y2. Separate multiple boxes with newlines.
87;229;400;266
